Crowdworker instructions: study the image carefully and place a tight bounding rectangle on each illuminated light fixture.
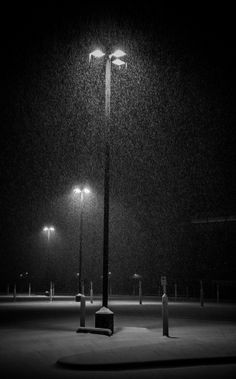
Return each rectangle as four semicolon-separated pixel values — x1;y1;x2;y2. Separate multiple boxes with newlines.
112;58;127;67
111;49;126;58
43;226;55;232
73;187;91;194
89;49;105;62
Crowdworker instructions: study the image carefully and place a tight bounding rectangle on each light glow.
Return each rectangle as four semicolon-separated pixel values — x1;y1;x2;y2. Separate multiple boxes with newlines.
112;58;126;66
111;49;126;58
43;226;55;232
89;49;105;62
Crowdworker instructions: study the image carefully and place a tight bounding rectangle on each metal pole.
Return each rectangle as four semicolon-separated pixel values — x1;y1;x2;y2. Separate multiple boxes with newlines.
90;281;93;303
13;284;16;301
162;293;169;336
80;295;86;327
139;280;142;304
102;57;111;308
50;281;53;302
79;195;84;294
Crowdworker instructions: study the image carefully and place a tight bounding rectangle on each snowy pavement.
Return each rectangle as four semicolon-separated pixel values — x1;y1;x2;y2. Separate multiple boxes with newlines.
0;299;236;378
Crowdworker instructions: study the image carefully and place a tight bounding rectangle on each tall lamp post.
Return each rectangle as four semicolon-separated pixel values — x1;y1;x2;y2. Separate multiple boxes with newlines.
43;225;55;301
90;48;127;332
73;186;91;298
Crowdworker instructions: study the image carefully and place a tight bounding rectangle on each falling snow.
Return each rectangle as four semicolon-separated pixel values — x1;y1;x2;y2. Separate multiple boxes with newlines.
1;3;235;294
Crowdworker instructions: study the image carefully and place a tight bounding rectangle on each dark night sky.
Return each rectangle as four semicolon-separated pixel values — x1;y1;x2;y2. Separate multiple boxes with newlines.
1;2;235;290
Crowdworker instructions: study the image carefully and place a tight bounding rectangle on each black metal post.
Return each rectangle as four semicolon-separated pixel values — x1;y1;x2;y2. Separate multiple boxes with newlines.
102;141;110;307
78;200;84;294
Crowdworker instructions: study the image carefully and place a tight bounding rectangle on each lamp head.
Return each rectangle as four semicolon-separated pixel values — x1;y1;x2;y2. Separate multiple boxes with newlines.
74;187;82;194
111;49;126;58
112;58;127;67
89;49;105;62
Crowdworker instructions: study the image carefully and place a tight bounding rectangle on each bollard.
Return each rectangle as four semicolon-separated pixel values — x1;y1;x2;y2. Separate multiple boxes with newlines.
217;284;220;304
90;281;93;304
200;280;204;307
13;284;16;301
139;280;142;304
80;295;86;327
29;282;31;296
174;283;177;302
6;284;9;295
162;293;169;336
82;282;85;295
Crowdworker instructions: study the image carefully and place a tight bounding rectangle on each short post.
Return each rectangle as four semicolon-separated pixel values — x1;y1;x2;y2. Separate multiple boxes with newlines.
80;294;86;327
158;285;161;297
163;283;167;294
174;283;177;301
28;282;31;296
13;284;16;301
82;281;85;295
6;284;9;295
162;293;169;336
50;281;53;302
216;283;220;304
139;280;142;304
90;281;93;304
161;276;167;295
200;280;204;307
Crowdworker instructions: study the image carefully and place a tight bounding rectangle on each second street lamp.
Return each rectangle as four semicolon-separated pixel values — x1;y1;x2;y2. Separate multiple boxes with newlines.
73;186;91;298
43;225;55;301
90;48;127;332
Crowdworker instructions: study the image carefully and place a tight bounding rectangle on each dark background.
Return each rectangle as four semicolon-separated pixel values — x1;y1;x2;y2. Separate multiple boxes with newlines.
1;1;235;295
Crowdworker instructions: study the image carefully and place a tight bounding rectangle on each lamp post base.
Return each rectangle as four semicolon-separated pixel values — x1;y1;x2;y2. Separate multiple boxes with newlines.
95;306;114;334
75;293;84;302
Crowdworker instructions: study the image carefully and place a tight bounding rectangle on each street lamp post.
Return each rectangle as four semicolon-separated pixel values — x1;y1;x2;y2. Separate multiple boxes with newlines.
43;225;55;301
73;187;91;298
90;48;127;333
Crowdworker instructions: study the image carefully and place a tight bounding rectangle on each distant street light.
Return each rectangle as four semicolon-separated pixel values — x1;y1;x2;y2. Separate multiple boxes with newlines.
132;273;142;304
73;186;91;296
43;226;55;241
19;272;30;295
90;48;127;332
43;225;55;301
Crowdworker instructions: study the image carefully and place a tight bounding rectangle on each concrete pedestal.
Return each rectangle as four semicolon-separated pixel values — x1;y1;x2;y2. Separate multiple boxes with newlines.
75;293;84;302
95;306;114;334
